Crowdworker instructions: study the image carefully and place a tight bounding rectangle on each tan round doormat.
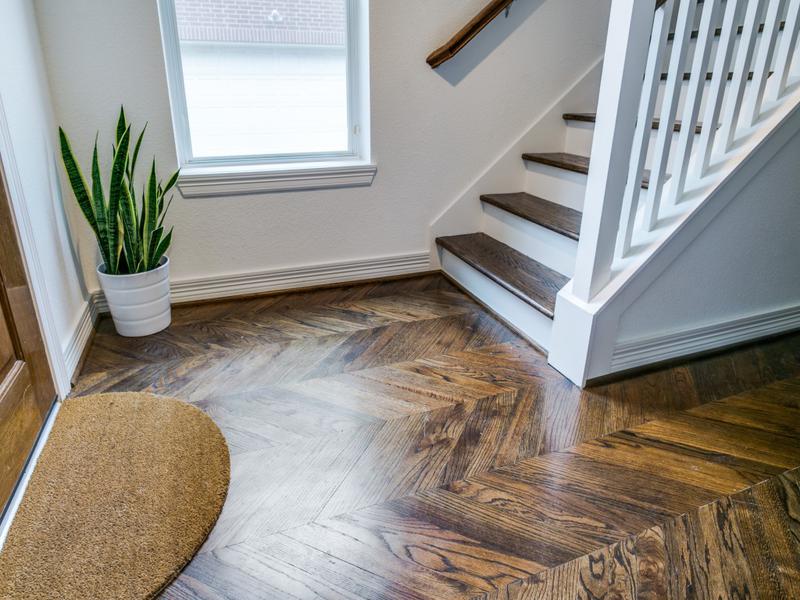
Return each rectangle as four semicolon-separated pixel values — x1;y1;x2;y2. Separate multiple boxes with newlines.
0;392;230;599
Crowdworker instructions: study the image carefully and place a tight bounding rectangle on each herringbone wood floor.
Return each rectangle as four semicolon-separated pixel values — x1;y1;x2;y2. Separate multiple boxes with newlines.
72;275;800;599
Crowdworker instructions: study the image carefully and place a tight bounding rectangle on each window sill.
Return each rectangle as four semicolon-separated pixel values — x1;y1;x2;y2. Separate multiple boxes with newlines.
176;160;377;198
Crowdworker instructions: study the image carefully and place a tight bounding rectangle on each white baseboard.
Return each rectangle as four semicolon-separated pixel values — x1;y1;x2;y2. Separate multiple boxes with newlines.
91;252;432;313
62;300;99;381
611;304;800;372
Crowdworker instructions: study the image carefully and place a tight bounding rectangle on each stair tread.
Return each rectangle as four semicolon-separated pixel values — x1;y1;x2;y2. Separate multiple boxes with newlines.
563;113;704;134
480;192;581;241
521;152;651;189
436;233;567;318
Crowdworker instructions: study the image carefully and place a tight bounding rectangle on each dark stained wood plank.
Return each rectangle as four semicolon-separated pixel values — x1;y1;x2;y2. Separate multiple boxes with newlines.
687;394;800;437
571;527;668;600
521;152;652;188
628;412;800;469
280;503;546;599
510;473;800;599
480;192;582;241
436;233;567;318
730;470;800;599
200;421;384;553
428;0;684;69
64;274;800;599
570;430;782;495
497;450;723;521
662;495;757;598
425;0;514;68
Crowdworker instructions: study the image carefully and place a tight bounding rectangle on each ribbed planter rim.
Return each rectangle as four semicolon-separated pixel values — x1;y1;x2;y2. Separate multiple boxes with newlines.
97;255;170;277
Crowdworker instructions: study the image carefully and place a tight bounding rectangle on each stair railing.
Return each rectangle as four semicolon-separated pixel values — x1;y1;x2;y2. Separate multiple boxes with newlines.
426;0;515;68
571;0;800;302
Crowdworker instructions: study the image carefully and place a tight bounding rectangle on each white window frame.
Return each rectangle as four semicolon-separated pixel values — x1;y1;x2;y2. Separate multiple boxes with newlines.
157;0;374;197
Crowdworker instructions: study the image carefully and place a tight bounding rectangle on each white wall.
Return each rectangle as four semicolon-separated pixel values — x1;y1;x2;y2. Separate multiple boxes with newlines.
34;0;611;293
0;0;89;396
616;127;800;342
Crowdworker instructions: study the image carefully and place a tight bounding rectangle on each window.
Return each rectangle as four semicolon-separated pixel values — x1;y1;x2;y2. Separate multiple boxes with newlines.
158;0;373;196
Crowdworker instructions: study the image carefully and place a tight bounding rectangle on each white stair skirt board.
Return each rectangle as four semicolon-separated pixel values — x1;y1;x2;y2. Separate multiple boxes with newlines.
523;162;587;211
610;304;800;373
439;249;553;351
482;203;578;278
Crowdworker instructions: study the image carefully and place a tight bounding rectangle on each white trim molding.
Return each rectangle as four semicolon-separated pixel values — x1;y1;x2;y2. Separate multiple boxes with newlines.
611;304;800;372
177;161;377;198
62;300;99;380
92;251;431;312
0;95;71;398
157;0;373;197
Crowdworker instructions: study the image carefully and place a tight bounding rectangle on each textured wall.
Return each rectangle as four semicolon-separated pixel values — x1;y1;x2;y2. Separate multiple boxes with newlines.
34;0;612;292
0;0;88;385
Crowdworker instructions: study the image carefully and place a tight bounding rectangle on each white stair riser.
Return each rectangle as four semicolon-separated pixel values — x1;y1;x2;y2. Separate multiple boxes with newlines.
523;162;587;212
565;79;752;160
482;203;577;277
563;122;595;157
564;125;693;171
439;249;553;350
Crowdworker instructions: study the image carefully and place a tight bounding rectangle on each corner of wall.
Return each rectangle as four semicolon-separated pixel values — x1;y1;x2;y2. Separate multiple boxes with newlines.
428;58;604;260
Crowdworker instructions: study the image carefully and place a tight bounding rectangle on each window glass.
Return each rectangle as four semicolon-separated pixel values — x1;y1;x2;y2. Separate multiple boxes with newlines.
173;0;350;159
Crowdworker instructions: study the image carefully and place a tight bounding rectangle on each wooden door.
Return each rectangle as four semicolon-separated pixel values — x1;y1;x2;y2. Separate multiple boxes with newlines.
0;153;56;512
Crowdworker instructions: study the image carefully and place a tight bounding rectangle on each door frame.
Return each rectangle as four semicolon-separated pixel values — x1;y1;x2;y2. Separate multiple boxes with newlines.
0;95;71;398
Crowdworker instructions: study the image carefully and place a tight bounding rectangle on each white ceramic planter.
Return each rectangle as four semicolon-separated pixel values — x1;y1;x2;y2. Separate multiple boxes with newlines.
97;257;172;337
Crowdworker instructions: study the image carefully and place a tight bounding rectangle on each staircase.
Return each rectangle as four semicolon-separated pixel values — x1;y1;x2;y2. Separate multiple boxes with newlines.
434;0;800;383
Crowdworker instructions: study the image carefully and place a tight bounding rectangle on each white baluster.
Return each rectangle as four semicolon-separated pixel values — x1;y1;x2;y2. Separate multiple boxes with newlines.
771;0;800;99
643;0;698;231
669;0;724;206
571;0;653;302
617;0;673;257
749;0;786;125
696;0;741;176
721;0;762;150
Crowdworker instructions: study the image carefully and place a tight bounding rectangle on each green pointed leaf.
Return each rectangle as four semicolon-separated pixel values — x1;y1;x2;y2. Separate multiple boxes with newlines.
90;137;110;269
157;195;173;230
161;169;180;197
147;226;163;271
142;160;158;266
59;128;98;237
139;185;146;239
116;106;127;144
119;181;140;272
129;122;147;184
108;126;132;272
151;227;172;271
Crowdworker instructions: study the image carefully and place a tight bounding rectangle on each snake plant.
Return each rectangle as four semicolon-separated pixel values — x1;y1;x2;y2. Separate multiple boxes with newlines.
59;107;178;275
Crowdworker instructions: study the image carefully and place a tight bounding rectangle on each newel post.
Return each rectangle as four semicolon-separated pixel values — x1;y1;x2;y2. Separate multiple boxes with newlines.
571;0;654;302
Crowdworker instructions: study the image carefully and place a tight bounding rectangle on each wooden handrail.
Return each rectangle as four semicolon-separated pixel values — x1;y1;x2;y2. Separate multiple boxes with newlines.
427;0;672;69
426;0;515;68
